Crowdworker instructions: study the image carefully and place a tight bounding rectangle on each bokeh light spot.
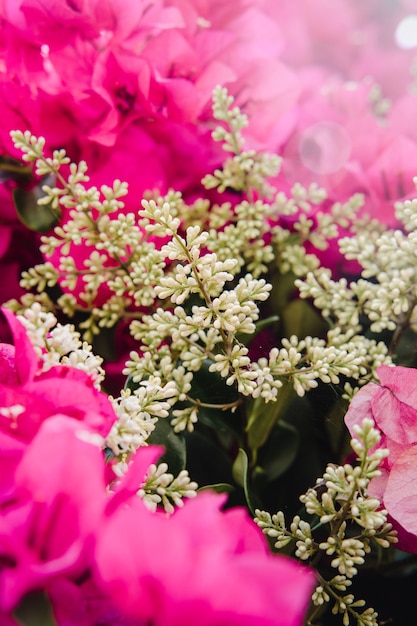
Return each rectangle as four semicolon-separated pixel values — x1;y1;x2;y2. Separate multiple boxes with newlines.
395;15;417;50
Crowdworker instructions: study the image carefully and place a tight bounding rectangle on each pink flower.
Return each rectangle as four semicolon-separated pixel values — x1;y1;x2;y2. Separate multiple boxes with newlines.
96;487;314;626
344;365;417;552
0;308;116;438
0;415;107;612
0;0;296;145
0;307;116;502
48;576;144;626
277;76;417;227
265;0;416;100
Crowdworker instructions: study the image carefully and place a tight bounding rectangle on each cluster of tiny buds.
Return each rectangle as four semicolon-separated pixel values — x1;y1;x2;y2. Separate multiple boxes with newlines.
107;380;178;455
137;462;198;515
296;188;417;346
254;418;397;626
15;302;105;386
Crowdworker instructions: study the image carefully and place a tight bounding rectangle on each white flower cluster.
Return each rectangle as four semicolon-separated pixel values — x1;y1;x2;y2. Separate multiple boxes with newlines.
272;193;364;277
254;418;397;626
15;302;105;386
9;101;397;450
10;129;168;342
107;379;178;455
202;85;281;197
137;462;198;515
296;189;417;359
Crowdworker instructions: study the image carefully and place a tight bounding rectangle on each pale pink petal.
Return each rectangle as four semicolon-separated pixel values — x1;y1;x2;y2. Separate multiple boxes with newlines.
383;445;417;552
373;366;417;445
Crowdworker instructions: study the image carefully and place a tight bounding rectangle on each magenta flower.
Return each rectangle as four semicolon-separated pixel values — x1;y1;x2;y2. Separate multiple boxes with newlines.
0;415;107;613
96;488;314;626
48;576;144;626
0;308;116;441
0;306;115;614
0;307;116;511
345;364;417;552
0;0;295;146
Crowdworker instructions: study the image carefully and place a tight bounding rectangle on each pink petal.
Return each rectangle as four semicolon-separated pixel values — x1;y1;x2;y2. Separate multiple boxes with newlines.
0;309;39;384
0;343;18;385
373;366;417;445
383;445;417;552
107;445;164;513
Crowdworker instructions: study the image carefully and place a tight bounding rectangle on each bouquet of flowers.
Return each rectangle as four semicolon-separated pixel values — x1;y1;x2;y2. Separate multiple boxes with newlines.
2;1;417;625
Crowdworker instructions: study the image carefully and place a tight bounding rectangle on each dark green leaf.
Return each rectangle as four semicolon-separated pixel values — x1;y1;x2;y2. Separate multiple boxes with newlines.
188;359;241;434
232;448;256;515
191;358;239;405
257;420;299;482
14;591;57;626
394;326;417;367
13;174;60;233
197;482;235;494
182;429;237;497
281;298;328;339
124;373;137;392
148;417;186;476
246;382;295;458
0;156;32;184
253;314;280;333
269;269;298;313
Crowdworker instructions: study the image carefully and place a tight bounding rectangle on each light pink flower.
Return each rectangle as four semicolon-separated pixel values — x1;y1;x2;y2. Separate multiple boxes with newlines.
345;365;417;552
265;0;416;100
277;75;417;227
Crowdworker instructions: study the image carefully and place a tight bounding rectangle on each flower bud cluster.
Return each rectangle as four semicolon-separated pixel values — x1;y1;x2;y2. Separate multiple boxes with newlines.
9;106;398;447
254;418;397;626
15;302;105;386
202;85;281;197
137;462;198;515
297;189;417;351
107;379;178;455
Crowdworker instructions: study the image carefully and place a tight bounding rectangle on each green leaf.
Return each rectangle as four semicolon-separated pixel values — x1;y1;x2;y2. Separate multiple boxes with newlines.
246;381;295;458
191;359;239;405
232;448;248;488
394;326;417;367
148;416;186;476
13;174;60;233
281;298;328;339
182;429;236;492
232;448;256;515
14;591;57;626
257;420;299;482
269;269;298;312
253;314;280;333
123;373;137;392
238;314;279;347
188;359;241;434
0;156;32;184
198;482;235;494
